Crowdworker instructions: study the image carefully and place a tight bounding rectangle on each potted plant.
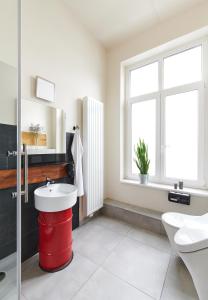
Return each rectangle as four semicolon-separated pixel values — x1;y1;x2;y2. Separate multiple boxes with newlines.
134;139;150;184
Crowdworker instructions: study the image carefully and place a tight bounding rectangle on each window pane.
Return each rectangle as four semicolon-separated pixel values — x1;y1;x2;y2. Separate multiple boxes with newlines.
130;62;158;97
164;46;202;89
132;100;156;176
165;90;198;180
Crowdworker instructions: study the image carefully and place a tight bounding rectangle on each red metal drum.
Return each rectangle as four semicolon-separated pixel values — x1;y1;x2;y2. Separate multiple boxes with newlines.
38;208;73;272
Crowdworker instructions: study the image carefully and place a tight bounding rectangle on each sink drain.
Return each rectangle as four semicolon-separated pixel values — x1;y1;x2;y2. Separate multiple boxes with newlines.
0;272;6;282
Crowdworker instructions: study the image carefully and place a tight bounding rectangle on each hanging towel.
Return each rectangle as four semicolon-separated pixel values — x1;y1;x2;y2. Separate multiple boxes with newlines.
71;128;84;197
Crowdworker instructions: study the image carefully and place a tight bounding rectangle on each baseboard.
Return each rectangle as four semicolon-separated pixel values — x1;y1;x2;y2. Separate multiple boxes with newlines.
101;198;166;235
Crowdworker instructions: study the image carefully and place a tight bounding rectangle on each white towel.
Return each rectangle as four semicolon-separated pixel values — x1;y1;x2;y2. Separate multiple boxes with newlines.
71;128;84;197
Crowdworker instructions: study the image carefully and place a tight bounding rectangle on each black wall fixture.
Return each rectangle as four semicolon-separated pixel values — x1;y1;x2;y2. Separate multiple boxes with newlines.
168;191;191;205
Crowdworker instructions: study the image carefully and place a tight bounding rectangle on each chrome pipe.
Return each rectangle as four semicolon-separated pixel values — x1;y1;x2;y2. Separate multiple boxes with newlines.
23;144;29;203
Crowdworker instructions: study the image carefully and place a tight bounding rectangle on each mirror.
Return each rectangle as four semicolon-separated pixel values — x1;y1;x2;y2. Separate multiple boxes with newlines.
21;99;66;154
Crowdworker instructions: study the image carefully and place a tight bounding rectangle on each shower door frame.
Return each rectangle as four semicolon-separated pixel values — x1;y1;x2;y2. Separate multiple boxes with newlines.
17;0;21;298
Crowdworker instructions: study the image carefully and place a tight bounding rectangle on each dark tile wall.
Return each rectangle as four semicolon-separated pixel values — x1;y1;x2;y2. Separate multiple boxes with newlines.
0;124;17;259
0;123;17;170
0;186;17;259
28;153;66;166
0;124;17;155
0;125;79;261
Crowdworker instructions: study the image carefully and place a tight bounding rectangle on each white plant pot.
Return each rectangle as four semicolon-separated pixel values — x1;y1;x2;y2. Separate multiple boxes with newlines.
139;174;149;184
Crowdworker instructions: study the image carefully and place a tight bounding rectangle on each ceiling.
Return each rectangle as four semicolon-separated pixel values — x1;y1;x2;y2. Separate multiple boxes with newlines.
64;0;206;48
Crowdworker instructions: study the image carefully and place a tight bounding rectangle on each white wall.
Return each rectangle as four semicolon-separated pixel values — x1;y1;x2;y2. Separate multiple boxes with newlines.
0;61;17;125
0;0;18;125
106;1;208;214
22;0;106;132
0;0;17;67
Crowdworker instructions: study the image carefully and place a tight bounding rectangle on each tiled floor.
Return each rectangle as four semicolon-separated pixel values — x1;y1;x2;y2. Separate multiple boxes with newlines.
21;215;199;300
0;254;18;300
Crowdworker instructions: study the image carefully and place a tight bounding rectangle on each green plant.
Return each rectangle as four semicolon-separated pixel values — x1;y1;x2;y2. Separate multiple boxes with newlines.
134;139;150;175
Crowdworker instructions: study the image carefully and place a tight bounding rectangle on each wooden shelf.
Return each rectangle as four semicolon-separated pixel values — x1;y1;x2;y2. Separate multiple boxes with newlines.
0;163;68;190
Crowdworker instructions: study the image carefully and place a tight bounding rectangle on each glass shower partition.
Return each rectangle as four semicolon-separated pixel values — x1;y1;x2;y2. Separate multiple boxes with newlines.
0;0;21;299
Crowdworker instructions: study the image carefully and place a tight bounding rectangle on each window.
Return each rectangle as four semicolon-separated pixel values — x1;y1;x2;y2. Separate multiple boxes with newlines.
164;91;198;181
126;41;207;187
131;99;156;176
164;46;202;88
130;62;159;97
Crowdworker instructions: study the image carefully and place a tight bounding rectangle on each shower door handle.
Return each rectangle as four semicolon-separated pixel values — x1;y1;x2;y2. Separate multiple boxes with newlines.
11;144;29;202
22;144;29;203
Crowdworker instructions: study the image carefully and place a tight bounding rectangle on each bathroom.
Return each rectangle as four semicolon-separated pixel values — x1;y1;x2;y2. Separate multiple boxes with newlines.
0;0;208;299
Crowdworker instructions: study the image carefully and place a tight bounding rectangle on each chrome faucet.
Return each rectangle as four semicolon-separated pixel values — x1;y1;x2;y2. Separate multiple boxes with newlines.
45;177;55;187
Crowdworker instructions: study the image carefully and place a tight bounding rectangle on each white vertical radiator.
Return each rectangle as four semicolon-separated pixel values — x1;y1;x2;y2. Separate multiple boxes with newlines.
83;97;104;216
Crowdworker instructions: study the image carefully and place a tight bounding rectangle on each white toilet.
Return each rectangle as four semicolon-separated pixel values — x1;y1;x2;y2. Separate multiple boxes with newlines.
162;212;199;250
175;222;208;300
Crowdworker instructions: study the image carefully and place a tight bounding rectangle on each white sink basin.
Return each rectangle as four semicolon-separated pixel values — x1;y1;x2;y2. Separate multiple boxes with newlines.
34;183;77;212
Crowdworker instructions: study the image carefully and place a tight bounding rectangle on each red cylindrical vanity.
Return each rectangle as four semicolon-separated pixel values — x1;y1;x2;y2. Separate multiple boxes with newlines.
38;208;73;272
34;183;77;272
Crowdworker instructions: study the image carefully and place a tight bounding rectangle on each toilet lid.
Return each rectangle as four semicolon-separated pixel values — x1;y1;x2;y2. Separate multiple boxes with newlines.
162;212;197;228
174;225;208;253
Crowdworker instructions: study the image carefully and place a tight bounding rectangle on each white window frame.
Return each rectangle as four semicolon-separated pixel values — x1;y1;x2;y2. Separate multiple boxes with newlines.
125;37;208;188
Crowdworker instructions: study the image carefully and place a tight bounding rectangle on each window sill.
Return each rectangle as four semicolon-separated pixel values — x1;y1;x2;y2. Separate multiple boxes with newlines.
120;179;208;198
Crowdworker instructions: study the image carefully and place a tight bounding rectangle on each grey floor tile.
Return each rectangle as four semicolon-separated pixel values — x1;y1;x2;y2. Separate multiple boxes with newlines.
0;253;16;271
160;255;199;300
0;255;17;300
0;271;17;299
103;237;170;300
61;252;98;285
73;222;125;265
21;217;198;300
1;287;18;300
128;226;171;253
73;267;153;300
91;215;132;235
73;221;103;241
22;252;97;300
22;265;79;300
21;254;39;273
